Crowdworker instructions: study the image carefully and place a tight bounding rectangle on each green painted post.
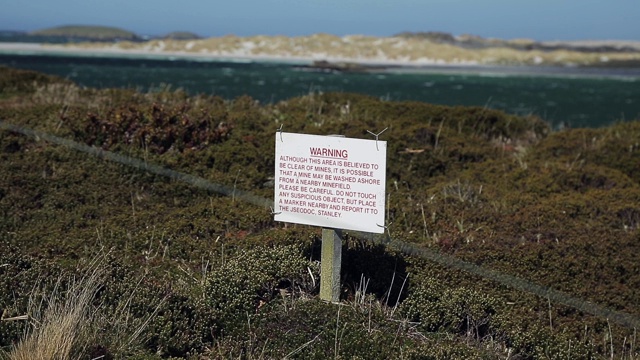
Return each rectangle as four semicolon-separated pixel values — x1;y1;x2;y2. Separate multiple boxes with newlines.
320;227;342;302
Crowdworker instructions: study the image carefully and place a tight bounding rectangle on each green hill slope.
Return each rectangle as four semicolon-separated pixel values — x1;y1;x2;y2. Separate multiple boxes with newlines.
30;25;140;41
1;66;639;359
163;31;201;40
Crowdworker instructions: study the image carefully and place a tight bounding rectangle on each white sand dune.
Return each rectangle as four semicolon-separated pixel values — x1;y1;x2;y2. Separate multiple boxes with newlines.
2;35;640;68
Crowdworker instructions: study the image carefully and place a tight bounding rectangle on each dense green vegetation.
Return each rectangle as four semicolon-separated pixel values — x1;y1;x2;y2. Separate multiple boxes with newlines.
0;65;639;359
30;25;140;41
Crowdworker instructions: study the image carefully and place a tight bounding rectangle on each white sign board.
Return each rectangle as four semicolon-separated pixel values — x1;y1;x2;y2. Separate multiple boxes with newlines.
274;132;386;233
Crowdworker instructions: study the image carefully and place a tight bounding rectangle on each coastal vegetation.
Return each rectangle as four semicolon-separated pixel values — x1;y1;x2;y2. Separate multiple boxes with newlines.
0;65;639;359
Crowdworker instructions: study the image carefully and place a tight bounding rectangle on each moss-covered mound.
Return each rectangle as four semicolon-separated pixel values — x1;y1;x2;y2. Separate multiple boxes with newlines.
1;66;639;359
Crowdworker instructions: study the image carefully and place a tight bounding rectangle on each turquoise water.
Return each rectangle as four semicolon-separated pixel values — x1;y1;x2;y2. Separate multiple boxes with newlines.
1;53;639;128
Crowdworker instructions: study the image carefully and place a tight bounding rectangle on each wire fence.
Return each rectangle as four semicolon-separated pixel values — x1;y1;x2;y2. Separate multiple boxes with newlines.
2;119;639;330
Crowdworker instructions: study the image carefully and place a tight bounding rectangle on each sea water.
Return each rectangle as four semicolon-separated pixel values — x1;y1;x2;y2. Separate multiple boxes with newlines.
1;53;639;129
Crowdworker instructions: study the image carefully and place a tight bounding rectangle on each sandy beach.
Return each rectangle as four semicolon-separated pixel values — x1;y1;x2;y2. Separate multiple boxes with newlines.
0;41;485;69
0;42;296;63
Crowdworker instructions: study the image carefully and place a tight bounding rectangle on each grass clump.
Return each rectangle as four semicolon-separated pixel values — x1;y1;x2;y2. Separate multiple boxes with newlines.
2;254;162;360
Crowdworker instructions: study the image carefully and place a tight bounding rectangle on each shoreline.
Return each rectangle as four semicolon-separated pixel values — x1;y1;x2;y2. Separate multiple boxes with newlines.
1;42;640;80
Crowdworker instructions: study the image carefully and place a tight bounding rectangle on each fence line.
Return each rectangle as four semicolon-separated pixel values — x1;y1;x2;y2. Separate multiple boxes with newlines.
0;121;271;208
2;120;639;330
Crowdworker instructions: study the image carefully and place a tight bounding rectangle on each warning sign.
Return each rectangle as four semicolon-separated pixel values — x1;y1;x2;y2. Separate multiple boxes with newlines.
274;132;387;233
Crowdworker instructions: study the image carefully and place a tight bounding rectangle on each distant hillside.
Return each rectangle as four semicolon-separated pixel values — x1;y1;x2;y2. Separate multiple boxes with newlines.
0;30;27;37
162;31;201;40
30;25;141;41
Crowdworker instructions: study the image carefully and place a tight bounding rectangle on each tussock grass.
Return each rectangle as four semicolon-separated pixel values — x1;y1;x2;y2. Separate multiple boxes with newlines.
6;257;103;360
4;254;162;360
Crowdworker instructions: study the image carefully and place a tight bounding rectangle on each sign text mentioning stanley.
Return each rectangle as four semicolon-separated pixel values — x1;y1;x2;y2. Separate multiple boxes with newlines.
274;132;387;233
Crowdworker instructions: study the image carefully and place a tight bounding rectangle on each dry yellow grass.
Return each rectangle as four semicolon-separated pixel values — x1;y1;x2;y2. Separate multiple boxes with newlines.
7;261;104;360
4;255;163;360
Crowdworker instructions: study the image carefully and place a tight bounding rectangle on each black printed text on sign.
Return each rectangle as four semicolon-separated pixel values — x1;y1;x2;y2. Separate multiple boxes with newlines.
274;132;387;233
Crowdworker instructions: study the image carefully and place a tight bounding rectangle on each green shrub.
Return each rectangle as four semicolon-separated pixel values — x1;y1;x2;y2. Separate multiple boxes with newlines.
204;245;318;333
400;279;499;338
213;297;497;359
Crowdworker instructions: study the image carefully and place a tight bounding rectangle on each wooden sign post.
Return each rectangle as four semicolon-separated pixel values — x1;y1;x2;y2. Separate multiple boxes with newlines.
274;132;387;302
321;228;342;302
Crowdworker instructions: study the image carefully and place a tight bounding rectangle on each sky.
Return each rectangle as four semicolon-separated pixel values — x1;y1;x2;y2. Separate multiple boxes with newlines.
1;0;639;41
